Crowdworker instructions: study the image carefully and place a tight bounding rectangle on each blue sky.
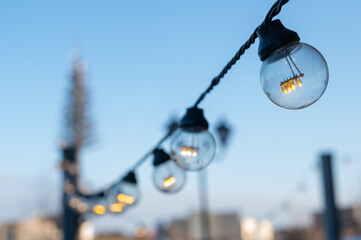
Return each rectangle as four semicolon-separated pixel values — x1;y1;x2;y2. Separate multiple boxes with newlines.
1;0;361;234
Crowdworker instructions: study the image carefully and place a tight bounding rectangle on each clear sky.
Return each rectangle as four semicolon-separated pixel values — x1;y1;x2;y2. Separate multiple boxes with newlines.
1;0;361;235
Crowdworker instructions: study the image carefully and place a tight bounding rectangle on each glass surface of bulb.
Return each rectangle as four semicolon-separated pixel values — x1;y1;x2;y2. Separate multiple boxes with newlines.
108;181;139;211
153;160;186;193
260;43;328;109
170;129;216;171
84;197;107;215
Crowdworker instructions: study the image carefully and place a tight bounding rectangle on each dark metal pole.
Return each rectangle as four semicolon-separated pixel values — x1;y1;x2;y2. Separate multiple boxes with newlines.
198;169;211;240
321;154;340;240
62;147;81;240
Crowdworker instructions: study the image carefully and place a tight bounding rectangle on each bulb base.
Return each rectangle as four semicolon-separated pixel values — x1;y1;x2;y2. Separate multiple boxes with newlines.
257;19;300;61
122;171;137;184
180;107;209;132
153;148;171;166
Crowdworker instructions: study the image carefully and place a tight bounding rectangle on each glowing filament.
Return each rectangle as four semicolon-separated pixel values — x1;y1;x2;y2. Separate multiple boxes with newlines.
109;203;124;212
280;75;303;94
281;55;304;94
163;176;176;188
117;194;134;204
93;204;106;215
180;146;198;157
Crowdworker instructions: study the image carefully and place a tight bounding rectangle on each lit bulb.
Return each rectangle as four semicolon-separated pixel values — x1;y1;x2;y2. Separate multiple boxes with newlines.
170;107;216;171
108;172;139;211
82;196;108;215
109;202;124;213
153;149;186;193
258;20;328;109
92;204;106;215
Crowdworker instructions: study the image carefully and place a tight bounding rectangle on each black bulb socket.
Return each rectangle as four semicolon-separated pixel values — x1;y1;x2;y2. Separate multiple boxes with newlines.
257;19;300;61
153;148;171;167
122;171;137;184
180;107;209;133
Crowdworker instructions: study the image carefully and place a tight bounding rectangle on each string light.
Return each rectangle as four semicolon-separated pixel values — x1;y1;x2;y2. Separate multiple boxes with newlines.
109;203;124;213
107;172;139;211
76;201;88;213
62;0;329;216
152;148;186;193
64;182;75;194
170;107;216;171
92;204;107;215
258;19;328;109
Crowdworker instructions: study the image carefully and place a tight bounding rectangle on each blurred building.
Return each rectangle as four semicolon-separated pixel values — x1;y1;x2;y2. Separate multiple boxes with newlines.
95;233;135;240
0;213;61;240
167;212;240;240
240;218;274;240
275;206;361;240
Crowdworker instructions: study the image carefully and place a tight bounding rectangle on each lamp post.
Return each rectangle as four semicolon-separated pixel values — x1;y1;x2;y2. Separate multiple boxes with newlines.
197;121;232;240
320;154;340;240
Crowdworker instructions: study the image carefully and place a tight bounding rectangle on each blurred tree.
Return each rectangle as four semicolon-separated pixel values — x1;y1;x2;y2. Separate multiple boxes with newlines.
61;54;92;240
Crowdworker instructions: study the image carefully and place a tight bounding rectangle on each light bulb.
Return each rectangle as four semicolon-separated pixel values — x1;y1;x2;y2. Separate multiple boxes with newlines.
109;171;139;211
170;107;216;171
153;149;186;193
92;203;107;215
257;20;328;109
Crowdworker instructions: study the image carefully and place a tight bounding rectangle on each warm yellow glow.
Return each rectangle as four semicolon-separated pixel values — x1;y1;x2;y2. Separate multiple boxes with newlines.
62;159;70;169
134;226;147;238
280;74;303;94
68;163;78;175
163;176;176;188
65;183;75;194
109;203;124;212
77;202;88;213
117;194;134;204
180;146;198;157
69;197;79;208
93;204;106;215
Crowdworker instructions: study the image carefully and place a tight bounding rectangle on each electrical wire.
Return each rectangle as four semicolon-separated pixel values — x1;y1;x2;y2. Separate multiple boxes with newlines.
65;0;291;207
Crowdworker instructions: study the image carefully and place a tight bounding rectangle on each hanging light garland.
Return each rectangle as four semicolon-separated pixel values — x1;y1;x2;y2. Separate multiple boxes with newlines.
62;0;329;215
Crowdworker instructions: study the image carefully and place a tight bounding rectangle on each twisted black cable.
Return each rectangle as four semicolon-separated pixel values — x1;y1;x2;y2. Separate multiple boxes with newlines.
68;0;291;204
76;126;178;199
193;0;289;107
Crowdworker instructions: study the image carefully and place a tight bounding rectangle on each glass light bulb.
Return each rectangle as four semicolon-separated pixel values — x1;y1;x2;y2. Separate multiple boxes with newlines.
84;197;107;215
153;160;186;193
260;42;328;109
170;129;216;171
109;181;139;212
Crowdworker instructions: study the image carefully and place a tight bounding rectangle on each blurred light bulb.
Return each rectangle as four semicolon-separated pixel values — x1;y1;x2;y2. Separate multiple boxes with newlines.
76;201;88;213
170;107;216;171
153;149;186;193
257;20;328;109
163;176;176;187
108;172;139;211
92;204;106;215
134;226;147;239
117;193;134;204
109;203;124;213
69;196;79;208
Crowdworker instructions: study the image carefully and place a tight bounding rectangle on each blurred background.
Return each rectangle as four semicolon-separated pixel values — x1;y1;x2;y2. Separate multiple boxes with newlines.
1;0;361;239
